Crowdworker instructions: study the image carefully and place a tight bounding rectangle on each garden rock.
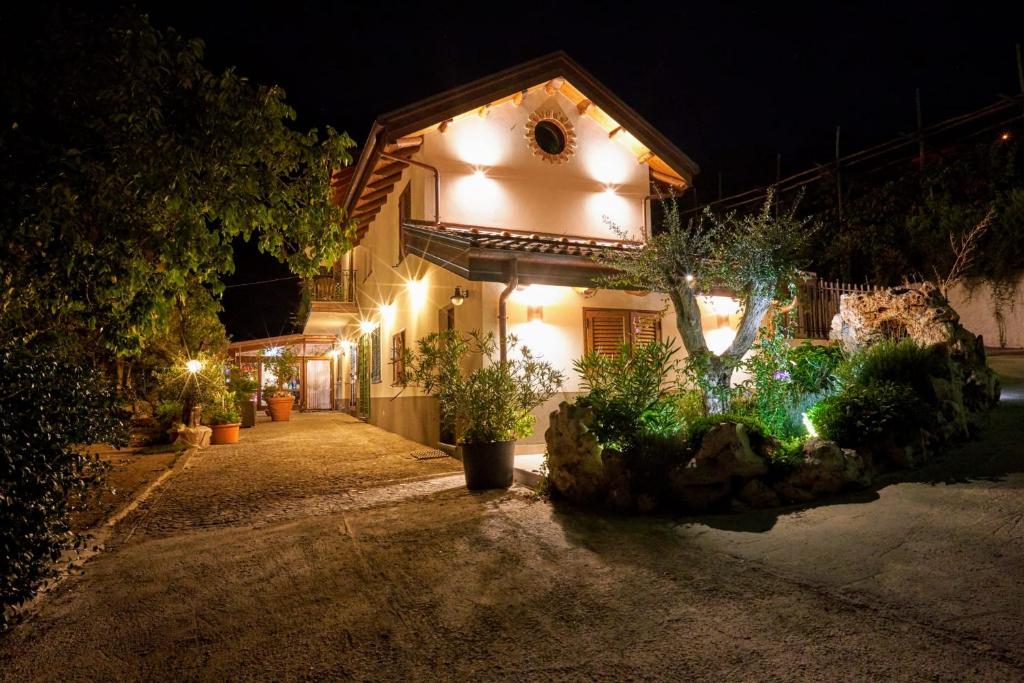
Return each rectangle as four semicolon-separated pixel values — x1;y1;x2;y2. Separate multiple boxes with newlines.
544;401;606;504
830;282;961;353
774;438;868;502
736;479;781;509
175;425;211;449
672;423;767;487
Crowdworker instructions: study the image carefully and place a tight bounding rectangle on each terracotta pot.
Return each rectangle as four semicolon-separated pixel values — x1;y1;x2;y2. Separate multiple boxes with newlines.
461;440;515;490
209;422;241;445
266;395;294;421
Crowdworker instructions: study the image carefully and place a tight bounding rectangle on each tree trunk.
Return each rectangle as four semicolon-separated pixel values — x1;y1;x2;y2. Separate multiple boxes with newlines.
668;283;775;415
703;359;733;414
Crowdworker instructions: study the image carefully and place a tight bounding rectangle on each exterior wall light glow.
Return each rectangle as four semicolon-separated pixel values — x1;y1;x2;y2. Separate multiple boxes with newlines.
450;287;469;306
185;359;203;373
527;305;543;322
359;320;377;334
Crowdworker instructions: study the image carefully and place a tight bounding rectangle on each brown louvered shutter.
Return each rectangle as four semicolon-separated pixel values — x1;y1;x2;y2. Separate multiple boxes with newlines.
585;309;628;356
630;312;662;347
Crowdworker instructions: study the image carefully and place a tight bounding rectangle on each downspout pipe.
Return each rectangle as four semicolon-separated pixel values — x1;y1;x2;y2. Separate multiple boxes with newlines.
378;152;441;225
498;260;519;364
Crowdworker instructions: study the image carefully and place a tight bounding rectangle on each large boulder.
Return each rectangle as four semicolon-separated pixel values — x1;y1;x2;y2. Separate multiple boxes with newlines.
774;438;869;503
830;282;961;353
544;401;607;504
830;282;1000;414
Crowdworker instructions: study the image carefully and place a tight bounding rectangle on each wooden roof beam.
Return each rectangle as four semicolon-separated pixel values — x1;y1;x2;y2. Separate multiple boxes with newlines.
438;118;453;133
383;136;422;153
354;195;387;214
512;89;527;106
356;185;394;207
651;169;687;188
367;170;403;191
373;159;408;178
576;99;592;115
608;126;624;140
636;150;654;165
544;77;565;95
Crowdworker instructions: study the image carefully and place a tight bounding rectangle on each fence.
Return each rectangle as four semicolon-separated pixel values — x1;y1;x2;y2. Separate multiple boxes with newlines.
795;279;881;340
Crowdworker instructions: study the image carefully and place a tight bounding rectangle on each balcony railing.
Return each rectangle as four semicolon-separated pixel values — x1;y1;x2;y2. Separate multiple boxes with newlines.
309;269;357;303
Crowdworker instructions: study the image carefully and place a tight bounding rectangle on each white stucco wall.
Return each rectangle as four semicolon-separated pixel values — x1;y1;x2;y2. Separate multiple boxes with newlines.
947;277;1024;349
414;89;650;240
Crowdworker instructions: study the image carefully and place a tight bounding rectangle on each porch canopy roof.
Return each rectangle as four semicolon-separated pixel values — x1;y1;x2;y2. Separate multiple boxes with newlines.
401;219;640;288
227;333;339;356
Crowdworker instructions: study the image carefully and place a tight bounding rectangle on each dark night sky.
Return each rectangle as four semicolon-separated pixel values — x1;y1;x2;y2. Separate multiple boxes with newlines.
126;1;1024;339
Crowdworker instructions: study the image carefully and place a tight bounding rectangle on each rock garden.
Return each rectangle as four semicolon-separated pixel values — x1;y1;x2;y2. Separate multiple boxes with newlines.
544;283;1001;513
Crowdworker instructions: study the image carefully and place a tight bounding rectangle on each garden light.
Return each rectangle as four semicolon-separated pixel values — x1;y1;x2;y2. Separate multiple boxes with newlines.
186;359;203;374
802;412;818;438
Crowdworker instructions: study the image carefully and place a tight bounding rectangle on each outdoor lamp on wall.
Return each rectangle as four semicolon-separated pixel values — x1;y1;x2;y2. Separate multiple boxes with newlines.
450;286;469;306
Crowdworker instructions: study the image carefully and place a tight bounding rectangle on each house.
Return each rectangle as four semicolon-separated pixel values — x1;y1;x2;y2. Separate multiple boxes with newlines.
303;52;745;449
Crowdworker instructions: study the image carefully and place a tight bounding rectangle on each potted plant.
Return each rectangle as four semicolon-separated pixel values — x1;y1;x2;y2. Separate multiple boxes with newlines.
262;348;298;421
403;330;563;490
227;367;260;428
206;401;242;445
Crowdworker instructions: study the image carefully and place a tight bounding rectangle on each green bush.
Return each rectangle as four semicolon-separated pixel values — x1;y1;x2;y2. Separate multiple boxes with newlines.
807;381;926;447
789;342;845;394
1;340;128;629
205;402;240;425
841;339;943;397
573;341;684;453
686;413;767;447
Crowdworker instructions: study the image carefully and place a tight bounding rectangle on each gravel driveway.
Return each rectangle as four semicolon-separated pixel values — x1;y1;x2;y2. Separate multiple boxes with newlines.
2;359;1023;681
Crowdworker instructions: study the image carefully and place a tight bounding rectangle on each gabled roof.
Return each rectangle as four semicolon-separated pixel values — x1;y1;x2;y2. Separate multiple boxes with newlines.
333;52;700;239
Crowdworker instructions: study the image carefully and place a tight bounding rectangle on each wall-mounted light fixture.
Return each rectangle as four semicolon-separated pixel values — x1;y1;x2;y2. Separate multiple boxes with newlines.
450;287;469;306
359;320;377;334
527;305;543;322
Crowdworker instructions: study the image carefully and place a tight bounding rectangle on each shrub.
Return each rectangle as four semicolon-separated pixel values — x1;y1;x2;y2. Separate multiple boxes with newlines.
154;399;184;435
1;340;128;629
841;339;943;397
205;402;240;425
770;436;808;467
573;340;684;452
808;381;926;447
402;331;563;444
686;413;767;447
788;342;845;395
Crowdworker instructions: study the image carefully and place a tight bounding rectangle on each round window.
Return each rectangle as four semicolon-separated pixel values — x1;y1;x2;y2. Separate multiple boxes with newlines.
524;110;576;164
533;120;566;155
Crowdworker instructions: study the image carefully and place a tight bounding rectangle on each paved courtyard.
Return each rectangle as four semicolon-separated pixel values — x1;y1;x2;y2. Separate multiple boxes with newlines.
2;357;1023;681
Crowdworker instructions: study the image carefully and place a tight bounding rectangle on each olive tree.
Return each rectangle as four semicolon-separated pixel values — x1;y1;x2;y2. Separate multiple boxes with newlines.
603;191;812;413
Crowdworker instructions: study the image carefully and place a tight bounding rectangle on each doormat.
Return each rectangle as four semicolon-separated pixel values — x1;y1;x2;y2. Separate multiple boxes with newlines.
409;449;452;461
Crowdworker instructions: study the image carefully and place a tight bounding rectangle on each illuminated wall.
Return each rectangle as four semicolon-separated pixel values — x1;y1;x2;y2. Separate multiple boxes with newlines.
415;89;650;241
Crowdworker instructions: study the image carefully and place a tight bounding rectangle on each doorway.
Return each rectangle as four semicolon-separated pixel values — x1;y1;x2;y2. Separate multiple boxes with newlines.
305;359;332;410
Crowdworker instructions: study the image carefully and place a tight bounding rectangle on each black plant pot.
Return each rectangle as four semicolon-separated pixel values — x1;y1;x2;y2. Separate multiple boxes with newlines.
461;440;515;490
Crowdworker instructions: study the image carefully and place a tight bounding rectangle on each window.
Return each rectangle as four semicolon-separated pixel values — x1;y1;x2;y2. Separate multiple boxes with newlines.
370;326;381;384
391;330;406;385
583;308;662;356
534;120;566;155
397;183;411;264
438;305;455;332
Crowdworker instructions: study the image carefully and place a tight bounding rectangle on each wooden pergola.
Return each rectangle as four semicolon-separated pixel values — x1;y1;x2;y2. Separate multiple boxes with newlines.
227;333;341;411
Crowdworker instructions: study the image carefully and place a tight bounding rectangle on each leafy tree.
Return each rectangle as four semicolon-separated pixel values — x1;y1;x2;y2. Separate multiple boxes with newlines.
1;338;129;630
0;8;356;355
603;191;813;413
